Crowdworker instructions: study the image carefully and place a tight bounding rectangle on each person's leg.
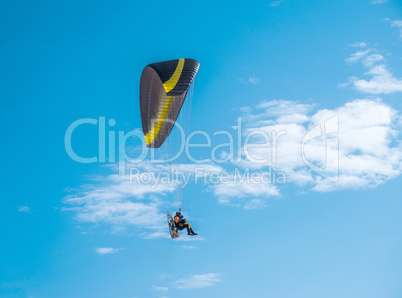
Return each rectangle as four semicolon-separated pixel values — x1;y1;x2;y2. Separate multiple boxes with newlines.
184;223;197;235
176;225;185;231
189;226;197;235
183;223;191;234
178;223;197;235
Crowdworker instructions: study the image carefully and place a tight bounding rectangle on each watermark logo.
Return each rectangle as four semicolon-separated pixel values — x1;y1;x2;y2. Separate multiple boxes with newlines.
129;166;286;188
64;115;340;183
301;115;339;182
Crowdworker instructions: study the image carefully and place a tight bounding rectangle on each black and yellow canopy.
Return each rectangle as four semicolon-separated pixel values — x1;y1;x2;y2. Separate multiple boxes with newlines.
140;58;199;148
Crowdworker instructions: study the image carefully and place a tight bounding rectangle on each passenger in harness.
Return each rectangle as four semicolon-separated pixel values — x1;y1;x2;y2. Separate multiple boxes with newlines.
174;211;197;236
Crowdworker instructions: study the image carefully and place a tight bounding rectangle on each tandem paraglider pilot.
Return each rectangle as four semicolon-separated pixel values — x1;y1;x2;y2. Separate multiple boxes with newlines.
174;211;197;236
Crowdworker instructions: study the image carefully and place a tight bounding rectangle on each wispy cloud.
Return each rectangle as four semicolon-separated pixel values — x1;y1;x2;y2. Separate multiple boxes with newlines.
248;76;260;84
176;235;205;242
238;77;261;85
95;247;123;255
62;163;175;235
351;42;367;48
159;273;172;279
352;65;402;94
223;99;402;195
385;18;402;38
152;285;168;292
212;173;280;207
362;54;384;67
141;231;171;239
18;206;32;213
343;47;402;94
181;245;197;250
63;162;222;236
269;0;282;7
175;273;221;289
371;0;388;4
345;49;372;64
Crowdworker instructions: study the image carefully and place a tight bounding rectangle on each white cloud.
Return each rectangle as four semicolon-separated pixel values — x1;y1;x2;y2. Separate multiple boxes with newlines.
351;42;367;48
159;273;172;279
243;199;268;210
230;99;402;193
362;54;384;67
175;273;221;289
269;0;282;7
181;245;197;250
343;47;402;94
63;183;166;232
241;99;313;127
152;285;168;292
18;206;31;213
141;231;171;239
212;173;280;207
390;20;402;28
63;162;222;236
345;49;371;64
62;163;175;236
352;65;402;94
238;77;261;85
371;0;388;4
175;235;205;242
248;76;260;84
95;247;122;255
386;18;402;37
64;97;402;222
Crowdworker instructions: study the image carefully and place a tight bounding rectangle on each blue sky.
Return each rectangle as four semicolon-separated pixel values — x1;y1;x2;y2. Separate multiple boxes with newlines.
1;0;402;297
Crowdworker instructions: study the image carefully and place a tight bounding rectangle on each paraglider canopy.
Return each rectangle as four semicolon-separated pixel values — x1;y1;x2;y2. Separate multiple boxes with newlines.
140;58;200;148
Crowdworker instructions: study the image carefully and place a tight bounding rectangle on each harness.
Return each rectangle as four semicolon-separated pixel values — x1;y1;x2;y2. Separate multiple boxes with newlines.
174;215;184;227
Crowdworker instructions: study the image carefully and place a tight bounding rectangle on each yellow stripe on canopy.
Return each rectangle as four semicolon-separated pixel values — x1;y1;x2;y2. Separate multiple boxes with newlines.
163;59;185;93
144;95;174;146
